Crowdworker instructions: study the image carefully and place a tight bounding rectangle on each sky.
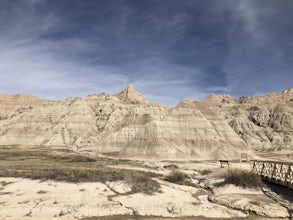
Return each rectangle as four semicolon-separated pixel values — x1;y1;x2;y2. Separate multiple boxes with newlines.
0;0;292;106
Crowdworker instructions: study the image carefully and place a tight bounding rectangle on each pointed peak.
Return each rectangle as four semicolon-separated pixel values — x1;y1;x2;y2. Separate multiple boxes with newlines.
122;84;137;94
126;84;135;89
115;84;149;105
119;84;138;94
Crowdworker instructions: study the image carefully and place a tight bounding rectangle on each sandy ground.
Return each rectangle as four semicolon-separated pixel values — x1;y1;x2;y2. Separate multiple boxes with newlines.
0;177;246;220
0;161;291;220
0;177;131;219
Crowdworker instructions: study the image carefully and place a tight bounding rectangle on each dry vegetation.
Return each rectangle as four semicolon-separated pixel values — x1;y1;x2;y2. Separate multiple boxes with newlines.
164;169;190;185
0;146;160;194
224;169;262;188
200;169;212;175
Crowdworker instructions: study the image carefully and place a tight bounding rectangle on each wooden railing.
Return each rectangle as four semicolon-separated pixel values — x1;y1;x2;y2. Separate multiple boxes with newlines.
250;160;293;189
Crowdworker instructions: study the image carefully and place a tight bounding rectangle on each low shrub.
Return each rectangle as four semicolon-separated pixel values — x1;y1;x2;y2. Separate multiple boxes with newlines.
200;169;212;175
224;169;262;188
164;169;188;185
125;172;161;195
163;164;178;169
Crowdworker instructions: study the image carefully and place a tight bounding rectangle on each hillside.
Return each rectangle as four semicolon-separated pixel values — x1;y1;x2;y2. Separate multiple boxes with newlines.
0;86;292;159
204;88;293;151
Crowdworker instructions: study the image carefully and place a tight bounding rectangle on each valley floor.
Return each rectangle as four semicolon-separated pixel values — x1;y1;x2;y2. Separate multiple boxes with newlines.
0;147;292;220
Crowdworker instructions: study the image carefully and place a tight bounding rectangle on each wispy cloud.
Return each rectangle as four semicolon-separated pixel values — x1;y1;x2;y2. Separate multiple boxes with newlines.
217;0;293;97
234;1;265;41
0;0;292;105
0;1;130;100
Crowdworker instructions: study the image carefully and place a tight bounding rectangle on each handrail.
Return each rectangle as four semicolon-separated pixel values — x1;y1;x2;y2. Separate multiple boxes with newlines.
250;160;292;165
250;160;293;189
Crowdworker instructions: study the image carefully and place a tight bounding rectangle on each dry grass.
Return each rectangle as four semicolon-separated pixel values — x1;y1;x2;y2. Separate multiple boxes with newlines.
163;164;178;169
0;146;160;194
224;169;262;188
164;169;189;185
200;169;212;175
125;172;161;194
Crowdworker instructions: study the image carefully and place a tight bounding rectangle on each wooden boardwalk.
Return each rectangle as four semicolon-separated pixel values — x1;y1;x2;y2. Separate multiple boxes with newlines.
250;160;293;189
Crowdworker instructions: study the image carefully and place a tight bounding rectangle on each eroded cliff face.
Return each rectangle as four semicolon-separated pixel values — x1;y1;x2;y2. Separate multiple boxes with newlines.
0;86;291;159
204;89;293;151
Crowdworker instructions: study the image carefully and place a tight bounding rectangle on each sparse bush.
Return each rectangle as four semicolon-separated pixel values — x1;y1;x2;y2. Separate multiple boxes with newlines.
224;169;262;188
163;164;178;169
125;172;160;195
200;169;212;175
165;169;188;185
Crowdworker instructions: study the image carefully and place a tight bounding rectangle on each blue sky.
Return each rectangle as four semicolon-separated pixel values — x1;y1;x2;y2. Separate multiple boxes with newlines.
0;0;292;106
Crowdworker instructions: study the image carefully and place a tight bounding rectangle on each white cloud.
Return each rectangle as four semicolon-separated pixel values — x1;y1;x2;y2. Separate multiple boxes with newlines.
1;0;291;106
234;1;264;41
217;0;293;97
0;2;132;99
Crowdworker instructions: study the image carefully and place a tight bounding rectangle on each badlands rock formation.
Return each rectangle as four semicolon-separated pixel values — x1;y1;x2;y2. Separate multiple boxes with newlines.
0;85;292;159
204;88;293;151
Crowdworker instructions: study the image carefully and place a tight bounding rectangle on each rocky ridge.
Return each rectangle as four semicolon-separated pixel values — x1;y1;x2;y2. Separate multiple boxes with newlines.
204;88;293;151
0;86;292;159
